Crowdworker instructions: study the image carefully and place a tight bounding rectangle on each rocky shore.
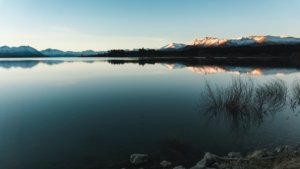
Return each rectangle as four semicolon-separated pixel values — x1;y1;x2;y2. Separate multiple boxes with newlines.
124;142;300;169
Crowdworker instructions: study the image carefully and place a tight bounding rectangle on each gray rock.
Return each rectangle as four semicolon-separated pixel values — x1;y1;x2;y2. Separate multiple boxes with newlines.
173;165;186;169
228;152;242;158
190;152;218;169
275;145;294;154
284;145;294;152
212;162;227;169
247;150;267;159
190;164;205;169
203;152;218;166
130;154;148;165
275;146;283;153
160;160;172;168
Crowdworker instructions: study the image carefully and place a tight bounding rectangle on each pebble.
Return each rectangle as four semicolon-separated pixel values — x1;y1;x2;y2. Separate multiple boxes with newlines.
160;160;172;168
173;165;185;169
130;154;149;165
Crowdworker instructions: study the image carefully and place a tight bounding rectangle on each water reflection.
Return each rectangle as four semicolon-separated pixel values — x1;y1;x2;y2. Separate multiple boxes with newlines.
0;59;99;69
0;60;41;69
0;58;299;77
0;58;300;168
0;60;65;69
179;65;299;76
107;58;300;76
201;78;288;131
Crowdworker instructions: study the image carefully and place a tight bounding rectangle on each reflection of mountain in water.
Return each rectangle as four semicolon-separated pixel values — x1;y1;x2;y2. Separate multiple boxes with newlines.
163;63;186;69
0;60;100;69
0;61;40;69
187;66;227;74
0;60;65;69
0;58;299;76
164;64;300;76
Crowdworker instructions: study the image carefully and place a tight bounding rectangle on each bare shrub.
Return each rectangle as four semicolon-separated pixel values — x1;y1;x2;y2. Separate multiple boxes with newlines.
253;79;287;115
223;78;254;130
201;78;288;130
290;80;300;111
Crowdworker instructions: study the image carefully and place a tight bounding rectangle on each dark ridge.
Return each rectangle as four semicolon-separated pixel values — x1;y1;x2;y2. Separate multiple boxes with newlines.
91;44;300;67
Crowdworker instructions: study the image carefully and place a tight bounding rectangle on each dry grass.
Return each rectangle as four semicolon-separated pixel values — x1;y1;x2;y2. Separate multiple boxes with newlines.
253;79;287;123
201;78;288;130
290;80;300;112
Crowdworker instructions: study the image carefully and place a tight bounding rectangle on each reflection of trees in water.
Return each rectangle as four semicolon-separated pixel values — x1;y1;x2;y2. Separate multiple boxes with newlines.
201;78;288;131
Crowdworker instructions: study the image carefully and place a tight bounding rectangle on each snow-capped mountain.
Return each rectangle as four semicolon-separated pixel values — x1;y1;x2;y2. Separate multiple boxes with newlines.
161;43;187;50
162;36;300;50
41;49;104;57
0;46;42;57
193;35;300;47
193;37;228;47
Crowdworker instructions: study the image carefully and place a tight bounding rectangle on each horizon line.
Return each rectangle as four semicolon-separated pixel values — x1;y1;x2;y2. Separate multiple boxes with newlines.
1;34;300;52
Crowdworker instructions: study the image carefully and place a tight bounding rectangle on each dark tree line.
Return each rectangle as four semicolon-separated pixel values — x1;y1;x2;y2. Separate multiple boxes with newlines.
93;44;300;58
85;44;300;67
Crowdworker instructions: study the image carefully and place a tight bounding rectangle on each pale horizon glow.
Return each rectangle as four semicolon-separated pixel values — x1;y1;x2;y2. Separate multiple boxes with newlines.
1;0;300;51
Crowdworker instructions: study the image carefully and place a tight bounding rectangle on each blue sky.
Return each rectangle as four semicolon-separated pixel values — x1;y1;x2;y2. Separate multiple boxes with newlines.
0;0;300;51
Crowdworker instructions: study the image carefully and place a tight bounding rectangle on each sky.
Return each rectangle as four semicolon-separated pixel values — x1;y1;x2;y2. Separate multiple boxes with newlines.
0;0;300;51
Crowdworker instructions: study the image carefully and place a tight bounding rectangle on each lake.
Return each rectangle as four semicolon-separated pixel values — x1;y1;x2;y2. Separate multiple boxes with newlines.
0;58;300;169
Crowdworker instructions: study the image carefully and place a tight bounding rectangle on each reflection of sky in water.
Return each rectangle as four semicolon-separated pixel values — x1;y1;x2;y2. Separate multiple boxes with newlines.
0;60;168;87
0;59;300;168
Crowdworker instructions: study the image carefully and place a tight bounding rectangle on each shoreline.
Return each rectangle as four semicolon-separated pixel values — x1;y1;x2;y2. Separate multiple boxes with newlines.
122;142;300;169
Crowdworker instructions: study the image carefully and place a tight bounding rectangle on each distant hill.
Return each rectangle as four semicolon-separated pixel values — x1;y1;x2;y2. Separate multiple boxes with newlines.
2;35;300;58
0;46;43;57
0;46;105;57
40;49;105;57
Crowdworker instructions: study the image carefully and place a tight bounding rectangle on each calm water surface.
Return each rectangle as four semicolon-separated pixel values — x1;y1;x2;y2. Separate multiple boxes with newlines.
0;58;300;169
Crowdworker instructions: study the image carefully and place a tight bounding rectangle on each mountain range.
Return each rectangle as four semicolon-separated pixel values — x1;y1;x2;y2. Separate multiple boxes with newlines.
161;35;300;50
0;46;104;57
0;46;42;57
1;35;300;57
40;49;104;57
